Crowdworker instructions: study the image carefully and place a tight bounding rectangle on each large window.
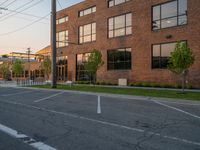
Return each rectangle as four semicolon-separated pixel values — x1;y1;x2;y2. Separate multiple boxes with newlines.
108;48;131;70
76;53;92;81
56;16;68;25
56;30;68;48
79;6;96;17
79;23;96;44
108;0;130;7
152;0;187;30
152;41;186;69
108;13;132;38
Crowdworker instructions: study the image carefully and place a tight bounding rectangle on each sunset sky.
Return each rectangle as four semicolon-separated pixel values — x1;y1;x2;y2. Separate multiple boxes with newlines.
0;0;83;55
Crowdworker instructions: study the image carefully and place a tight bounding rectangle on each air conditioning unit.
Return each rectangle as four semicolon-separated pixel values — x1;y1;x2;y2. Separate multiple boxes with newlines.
118;78;127;86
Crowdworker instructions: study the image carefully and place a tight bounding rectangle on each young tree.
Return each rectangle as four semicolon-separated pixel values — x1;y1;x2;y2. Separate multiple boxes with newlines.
0;63;10;80
168;42;195;93
84;49;104;84
12;60;24;79
40;56;51;81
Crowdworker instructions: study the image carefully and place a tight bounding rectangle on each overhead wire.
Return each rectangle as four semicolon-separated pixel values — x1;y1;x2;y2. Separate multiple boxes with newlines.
0;0;10;6
4;8;49;20
57;0;62;9
0;13;50;36
0;0;35;19
3;0;17;8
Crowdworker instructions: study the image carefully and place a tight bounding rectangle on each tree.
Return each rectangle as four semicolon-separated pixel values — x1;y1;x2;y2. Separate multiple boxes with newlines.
12;60;24;78
2;54;8;58
0;63;10;80
40;56;51;80
84;49;104;84
168;42;195;93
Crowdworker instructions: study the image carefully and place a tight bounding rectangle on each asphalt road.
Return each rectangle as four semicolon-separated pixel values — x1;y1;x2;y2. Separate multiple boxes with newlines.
0;87;200;150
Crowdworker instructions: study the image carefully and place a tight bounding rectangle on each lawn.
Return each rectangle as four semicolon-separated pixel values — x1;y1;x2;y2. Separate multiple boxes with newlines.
31;84;200;101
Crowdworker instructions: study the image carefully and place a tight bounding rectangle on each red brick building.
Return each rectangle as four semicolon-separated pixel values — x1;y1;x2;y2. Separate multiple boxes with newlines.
56;0;200;87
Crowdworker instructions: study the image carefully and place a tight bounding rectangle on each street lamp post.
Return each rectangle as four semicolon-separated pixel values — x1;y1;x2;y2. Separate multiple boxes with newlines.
51;0;57;88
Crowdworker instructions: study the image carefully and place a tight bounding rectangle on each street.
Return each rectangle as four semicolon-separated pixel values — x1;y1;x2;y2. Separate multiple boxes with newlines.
0;87;200;150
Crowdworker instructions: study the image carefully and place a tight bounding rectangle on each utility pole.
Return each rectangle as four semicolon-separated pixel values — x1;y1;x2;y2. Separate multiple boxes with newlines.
26;47;31;80
51;0;57;88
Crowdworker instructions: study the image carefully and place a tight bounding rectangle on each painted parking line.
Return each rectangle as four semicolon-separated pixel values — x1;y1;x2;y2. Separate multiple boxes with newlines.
34;91;65;103
0;99;200;147
158;101;200;106
1;91;33;97
153;100;200;120
0;123;56;150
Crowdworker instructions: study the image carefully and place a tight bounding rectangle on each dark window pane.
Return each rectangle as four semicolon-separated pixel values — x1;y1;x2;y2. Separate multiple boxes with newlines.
108;48;131;70
152;57;160;68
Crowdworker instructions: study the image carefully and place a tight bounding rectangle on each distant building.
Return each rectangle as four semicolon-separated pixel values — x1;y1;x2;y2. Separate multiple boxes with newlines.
0;46;51;81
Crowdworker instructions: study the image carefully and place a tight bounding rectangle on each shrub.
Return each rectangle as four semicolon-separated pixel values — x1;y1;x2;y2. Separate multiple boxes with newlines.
150;83;160;88
141;83;151;87
186;84;193;89
175;84;182;89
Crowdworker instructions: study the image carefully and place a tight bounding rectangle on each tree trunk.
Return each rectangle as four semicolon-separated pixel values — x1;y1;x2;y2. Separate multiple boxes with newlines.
182;71;186;93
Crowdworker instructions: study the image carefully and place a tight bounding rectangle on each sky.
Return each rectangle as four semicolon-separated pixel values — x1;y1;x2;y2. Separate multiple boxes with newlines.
0;0;83;55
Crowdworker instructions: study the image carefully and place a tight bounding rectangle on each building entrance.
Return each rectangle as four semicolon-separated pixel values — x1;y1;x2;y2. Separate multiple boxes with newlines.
56;56;68;82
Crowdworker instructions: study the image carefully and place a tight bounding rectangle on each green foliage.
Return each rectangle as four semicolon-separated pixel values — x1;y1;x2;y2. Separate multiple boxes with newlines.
0;63;10;80
40;56;51;80
168;42;195;92
84;50;104;83
168;42;195;74
12;60;24;77
2;54;8;58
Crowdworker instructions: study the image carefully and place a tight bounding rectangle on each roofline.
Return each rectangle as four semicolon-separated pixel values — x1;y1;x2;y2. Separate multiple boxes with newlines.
56;0;85;13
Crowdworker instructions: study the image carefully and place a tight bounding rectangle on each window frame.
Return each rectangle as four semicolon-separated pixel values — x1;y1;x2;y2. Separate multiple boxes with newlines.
56;16;68;25
107;47;132;71
56;30;69;48
78;6;96;17
108;0;131;8
79;22;96;44
108;12;132;38
152;0;188;31
76;52;93;81
151;40;187;69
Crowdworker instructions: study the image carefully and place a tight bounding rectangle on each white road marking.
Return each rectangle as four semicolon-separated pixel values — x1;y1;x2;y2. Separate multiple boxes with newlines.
153;100;200;120
0;100;200;147
34;91;65;103
158;101;200;106
97;95;101;114
2;91;33;96
0;123;56;150
15;87;200;106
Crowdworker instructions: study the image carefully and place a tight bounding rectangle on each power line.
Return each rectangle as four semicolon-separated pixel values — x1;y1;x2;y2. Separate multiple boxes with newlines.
5;8;49;20
0;13;50;36
14;15;49;25
57;0;62;9
0;0;10;6
3;0;17;7
0;0;35;19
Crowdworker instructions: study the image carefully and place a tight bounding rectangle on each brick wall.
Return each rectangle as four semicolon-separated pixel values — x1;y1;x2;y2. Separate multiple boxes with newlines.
56;0;200;87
